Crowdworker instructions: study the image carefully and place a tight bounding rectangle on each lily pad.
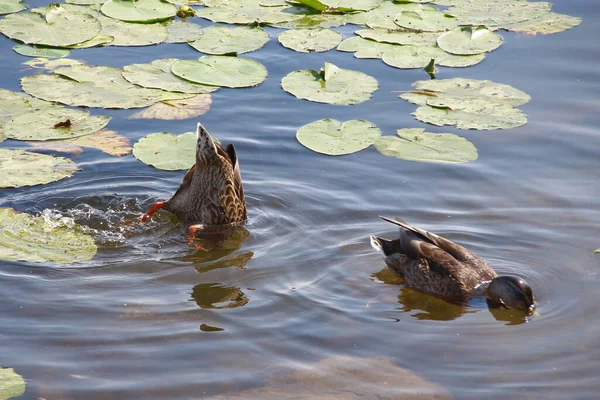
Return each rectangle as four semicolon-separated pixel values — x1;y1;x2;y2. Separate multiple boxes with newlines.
172;56;267;88
0;207;97;263
394;6;458;32
0;0;26;15
28;129;132;156
356;28;439;47
123;58;218;94
129;94;212;120
375;128;477;163
0;7;102;47
0;367;25;399
337;36;402;58
446;1;552;27
22;57;86;71
0;149;78;188
437;26;503;55
4;108;110;141
413;102;528;130
188;25;270;55
165;19;204;44
282;62;378;105
101;0;176;22
97;13;168;46
297;119;381;155
273;13;347;29
382;45;485;69
0;89;34;130
13;45;70;58
197;4;302;25
22;65;192;109
364;1;421;30
278;28;343;53
67;34;114;48
297;0;382;11
133;131;196;171
502;12;582;35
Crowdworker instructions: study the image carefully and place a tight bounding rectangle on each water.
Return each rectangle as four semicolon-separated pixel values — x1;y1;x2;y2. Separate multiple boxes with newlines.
1;1;599;398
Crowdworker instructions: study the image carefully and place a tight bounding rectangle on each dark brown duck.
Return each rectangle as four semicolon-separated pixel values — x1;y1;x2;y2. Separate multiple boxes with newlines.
140;123;246;233
371;216;535;313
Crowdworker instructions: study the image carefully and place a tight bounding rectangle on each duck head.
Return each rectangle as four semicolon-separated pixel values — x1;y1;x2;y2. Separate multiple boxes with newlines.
486;275;535;313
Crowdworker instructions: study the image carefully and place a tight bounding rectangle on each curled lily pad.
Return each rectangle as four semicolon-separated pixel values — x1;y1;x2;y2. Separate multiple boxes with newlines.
375;128;477;163
0;0;27;15
28;129;132;156
278;28;343;53
446;1;552;27
282;62;378;105
171;56;267;88
0;207;97;263
133;131;196;171
437;26;503;55
356;28;439;47
4;108;110;141
0;7;102;47
165;19;204;44
0;367;25;399
188;25;270;55
502;12;582;35
101;0;176;22
129;94;212;120
0;148;78;188
13;45;70;58
394;6;458;32
297;119;381;155
123;58;218;94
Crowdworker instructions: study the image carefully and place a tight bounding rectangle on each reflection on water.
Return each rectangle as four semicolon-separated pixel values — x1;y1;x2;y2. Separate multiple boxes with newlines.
398;287;475;322
191;283;250;310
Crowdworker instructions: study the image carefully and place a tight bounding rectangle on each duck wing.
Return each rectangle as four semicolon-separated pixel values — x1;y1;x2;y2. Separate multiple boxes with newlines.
225;144;245;204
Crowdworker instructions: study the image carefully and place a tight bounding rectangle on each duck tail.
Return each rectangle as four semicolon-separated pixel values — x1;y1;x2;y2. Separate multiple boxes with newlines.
370;235;396;256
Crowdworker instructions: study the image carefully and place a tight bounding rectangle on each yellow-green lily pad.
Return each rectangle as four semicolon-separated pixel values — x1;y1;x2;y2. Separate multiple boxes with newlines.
0;207;97;263
278;28;343;53
296;118;381;156
28;129;132;156
375;128;478;163
356;28;439;47
189;25;270;55
133;131;196;171
0;367;25;399
501;12;582;35
13;45;70;58
97;13;168;47
197;4;302;25
394;6;458;32
128;94;212;120
437;26;503;55
446;0;552;27
0;0;27;15
165;19;204;44
171;56;267;88
0;148;78;188
101;0;177;22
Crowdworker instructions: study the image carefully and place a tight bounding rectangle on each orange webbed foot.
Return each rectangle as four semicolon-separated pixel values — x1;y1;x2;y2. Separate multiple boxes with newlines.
186;224;208;251
139;201;166;222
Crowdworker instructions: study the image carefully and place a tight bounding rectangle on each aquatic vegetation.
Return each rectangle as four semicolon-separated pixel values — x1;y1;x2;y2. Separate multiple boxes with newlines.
164;19;204;44
296;119;381;155
172;56;268;88
0;366;25;400
27;129;132;157
128;94;212;121
0;149;78;188
12;44;70;58
394;6;459;32
278;28;343;53
437;26;503;55
100;0;177;23
188;25;270;55
132;131;197;171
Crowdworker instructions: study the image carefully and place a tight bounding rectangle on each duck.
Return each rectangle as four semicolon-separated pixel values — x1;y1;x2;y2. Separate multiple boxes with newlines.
140;123;247;236
370;216;535;313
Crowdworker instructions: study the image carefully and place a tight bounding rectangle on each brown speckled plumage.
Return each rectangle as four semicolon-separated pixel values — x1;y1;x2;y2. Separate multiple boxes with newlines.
371;216;496;302
162;123;246;227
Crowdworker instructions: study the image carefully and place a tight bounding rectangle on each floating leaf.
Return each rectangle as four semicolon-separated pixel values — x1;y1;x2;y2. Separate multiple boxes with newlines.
0;89;34;135
382;45;484;69
66;0;106;3
67;34;114;49
297;0;382;11
4;108;110;141
413;102;528;130
278;28;343;53
0;0;26;15
356;28;439;47
337;36;402;58
28;129;132;156
394;6;458;32
97;13;168;46
172;56;267;88
0;148;78;188
133;131;196;171
22;65;192;109
446;0;552;27
296;118;381;156
375;128;477;163
129;94;212;120
100;0;177;22
273;13;347;29
197;4;302;25
165;19;204;44
22;57;86;71
189;25;270;55
364;1;421;30
282;62;378;105
122;58;218;94
501;12;582;35
437;26;503;55
0;207;97;263
13;45;70;58
0;7;102;47
0;367;25;399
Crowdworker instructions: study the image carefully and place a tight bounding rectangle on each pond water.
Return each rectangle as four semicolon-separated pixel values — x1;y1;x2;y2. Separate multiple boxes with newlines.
1;0;599;399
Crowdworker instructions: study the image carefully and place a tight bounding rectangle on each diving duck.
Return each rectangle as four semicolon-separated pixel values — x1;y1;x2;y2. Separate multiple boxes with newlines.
371;216;535;313
140;123;246;235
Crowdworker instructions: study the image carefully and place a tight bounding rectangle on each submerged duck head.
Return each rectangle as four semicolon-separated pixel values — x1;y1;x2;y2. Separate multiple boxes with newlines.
486;275;535;313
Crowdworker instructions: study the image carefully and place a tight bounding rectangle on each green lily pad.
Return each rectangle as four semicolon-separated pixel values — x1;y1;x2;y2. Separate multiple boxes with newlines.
101;0;176;22
364;1;421;30
394;6;458;32
356;28;439;47
0;367;25;399
189;25;270;55
374;128;477;163
0;7;102;47
337;36;402;59
66;0;106;3
278;28;343;53
282;62;378;105
382;45;484;69
273;13;347;29
501;12;582;35
4;108;110;141
133;131;196;171
413;102;528;130
22;65;192;109
0;149;78;188
171;56;268;88
446;1;552;27
67;34;114;48
0;207;97;263
165;19;204;44
0;89;34;129
0;0;27;15
22;57;86;71
437;26;503;55
97;13;168;46
296;118;381;156
197;4;302;25
123;58;218;94
13;45;70;58
28;129;132;157
129;94;212;120
297;0;382;11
